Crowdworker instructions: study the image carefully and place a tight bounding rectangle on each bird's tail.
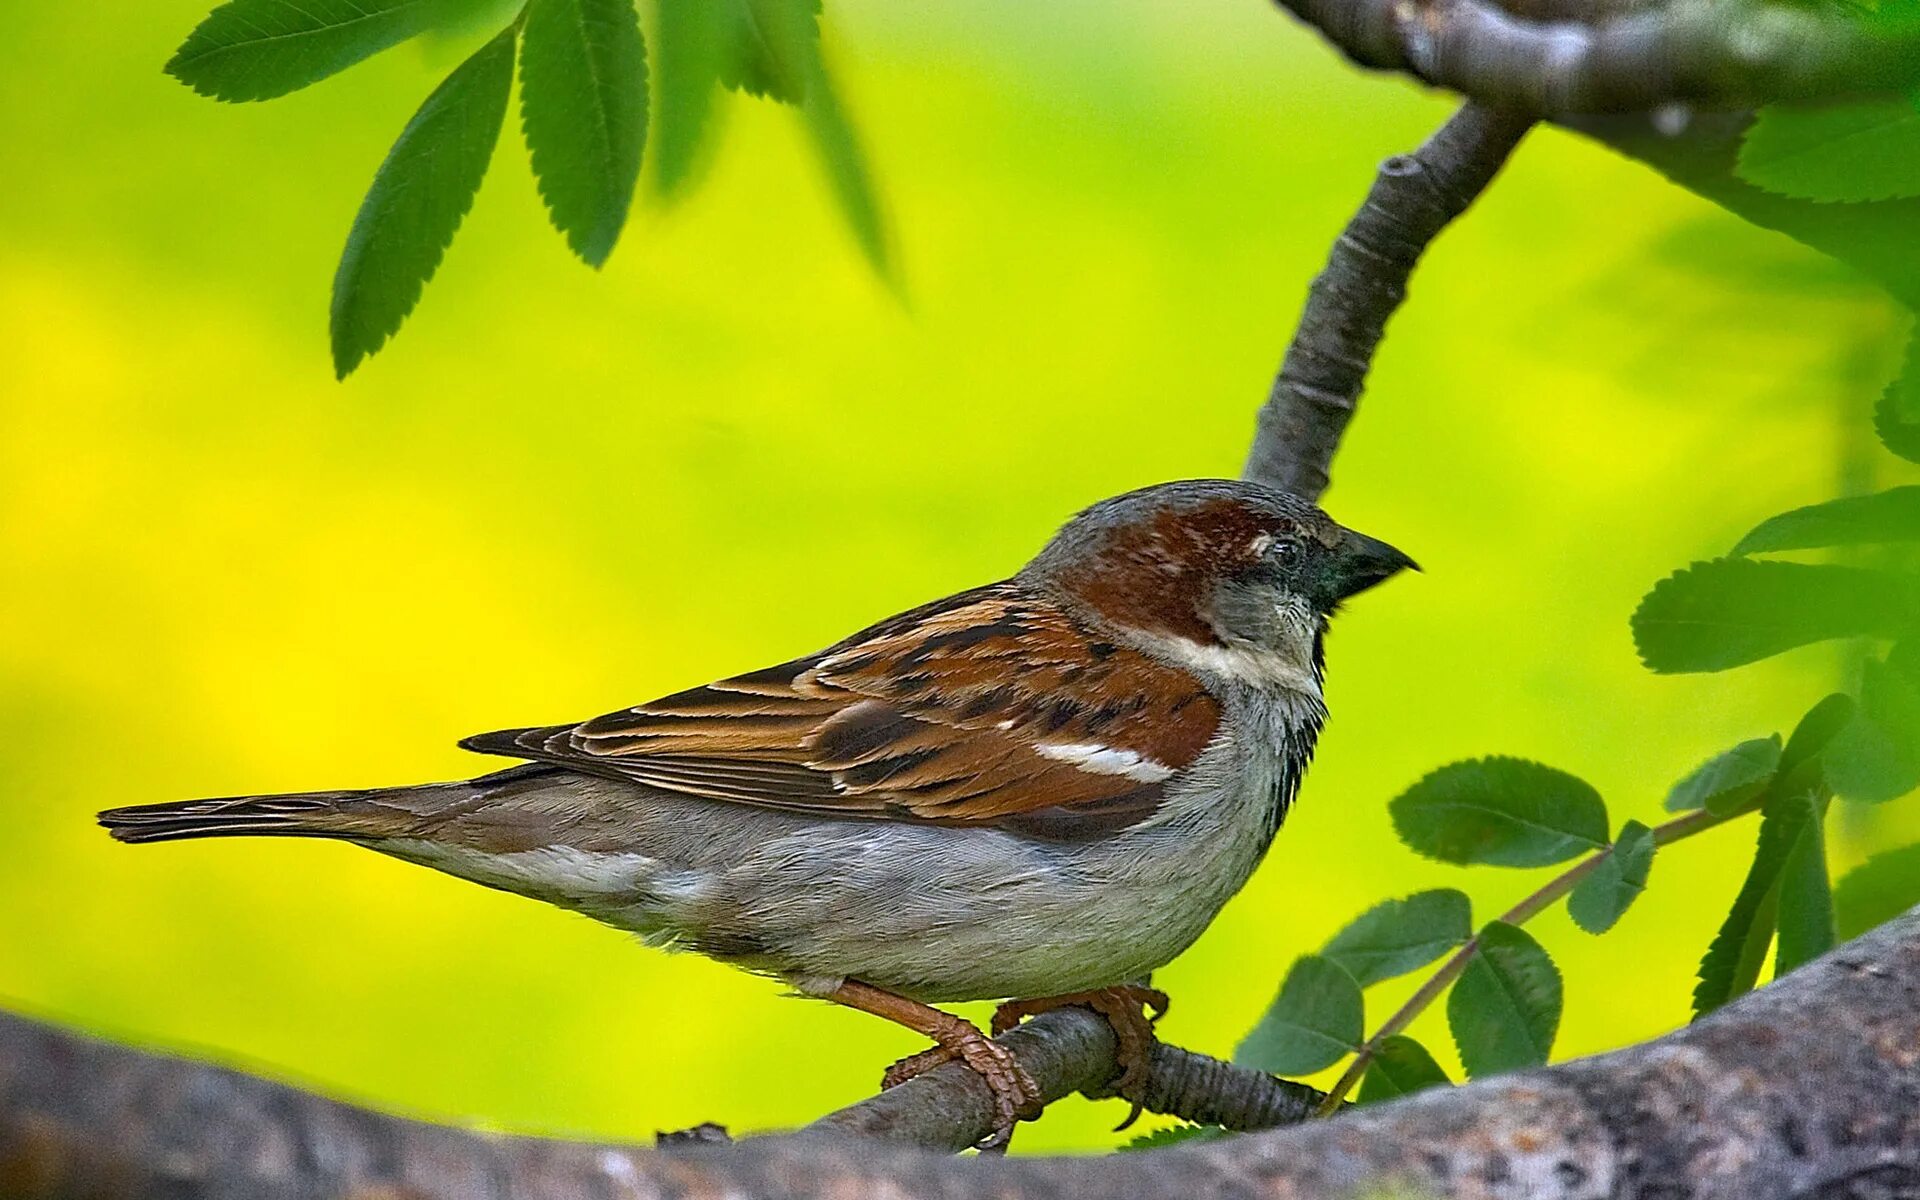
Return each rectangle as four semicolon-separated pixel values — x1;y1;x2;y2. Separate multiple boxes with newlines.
100;786;433;844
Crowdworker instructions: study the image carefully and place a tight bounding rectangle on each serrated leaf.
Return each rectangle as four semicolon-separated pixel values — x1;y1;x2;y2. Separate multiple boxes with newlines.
1828;653;1920;803
796;44;893;282
1665;736;1783;813
1774;796;1835;973
168;0;435;102
1734;488;1920;555
1567;819;1656;934
1390;758;1609;868
650;0;730;197
1322;890;1472;987
330;25;515;378
1774;693;1859;805
1633;559;1920;674
1235;956;1363;1076
519;0;648;266
724;0;816;101
1447;922;1561;1078
1738;97;1920;203
1693;790;1826;1018
1120;1124;1228;1151
1357;1035;1452;1105
719;0;893;280
1834;844;1920;939
1880;341;1920;463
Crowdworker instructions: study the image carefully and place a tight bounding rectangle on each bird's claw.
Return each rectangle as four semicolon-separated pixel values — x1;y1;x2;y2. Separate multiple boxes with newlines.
881;1021;1042;1152
992;984;1168;1130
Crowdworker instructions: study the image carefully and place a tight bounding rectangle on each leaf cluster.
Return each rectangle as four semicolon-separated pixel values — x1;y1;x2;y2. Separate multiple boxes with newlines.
167;0;891;375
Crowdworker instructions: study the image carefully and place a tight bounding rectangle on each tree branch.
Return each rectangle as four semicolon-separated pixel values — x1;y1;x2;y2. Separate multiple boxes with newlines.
1274;0;1920;114
8;908;1920;1197
1243;102;1532;499
800;1006;1323;1150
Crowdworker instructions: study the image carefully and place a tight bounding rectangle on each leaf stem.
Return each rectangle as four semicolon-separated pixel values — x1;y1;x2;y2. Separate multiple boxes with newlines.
1312;803;1737;1113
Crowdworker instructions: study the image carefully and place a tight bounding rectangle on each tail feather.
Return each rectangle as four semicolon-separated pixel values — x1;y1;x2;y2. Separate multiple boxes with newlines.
100;789;388;844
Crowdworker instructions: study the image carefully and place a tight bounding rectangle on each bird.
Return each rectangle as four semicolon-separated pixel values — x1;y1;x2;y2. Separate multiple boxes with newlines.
100;478;1413;1149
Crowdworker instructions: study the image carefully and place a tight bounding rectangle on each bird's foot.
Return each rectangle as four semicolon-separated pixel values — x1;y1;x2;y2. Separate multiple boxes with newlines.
879;1018;1042;1152
992;984;1168;1130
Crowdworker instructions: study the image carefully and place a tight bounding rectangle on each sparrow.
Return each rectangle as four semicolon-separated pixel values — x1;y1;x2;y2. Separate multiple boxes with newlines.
100;478;1413;1149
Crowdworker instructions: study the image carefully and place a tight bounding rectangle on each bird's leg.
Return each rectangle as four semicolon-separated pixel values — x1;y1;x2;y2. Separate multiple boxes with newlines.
825;978;1042;1151
991;984;1168;1129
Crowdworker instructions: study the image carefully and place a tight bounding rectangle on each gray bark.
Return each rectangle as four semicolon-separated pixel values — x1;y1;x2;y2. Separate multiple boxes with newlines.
5;908;1919;1198
1242;102;1532;500
1273;0;1920;114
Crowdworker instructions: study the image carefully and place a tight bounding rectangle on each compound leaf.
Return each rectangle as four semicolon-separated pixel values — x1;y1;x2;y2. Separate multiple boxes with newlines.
1322;890;1472;988
1448;922;1562;1078
1236;956;1363;1077
1738;96;1920;203
168;0;434;102
1665;736;1783;814
520;0;648;265
330;24;516;378
1391;758;1609;868
1358;1035;1452;1105
1834;844;1920;940
1567;819;1656;935
1734;487;1920;555
1694;791;1825;1018
1633;559;1919;673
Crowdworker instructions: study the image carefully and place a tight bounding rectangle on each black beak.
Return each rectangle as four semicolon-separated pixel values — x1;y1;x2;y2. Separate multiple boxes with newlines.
1321;529;1418;605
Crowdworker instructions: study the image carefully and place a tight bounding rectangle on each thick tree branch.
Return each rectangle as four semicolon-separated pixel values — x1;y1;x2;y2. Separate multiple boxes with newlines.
1243;102;1531;499
1275;0;1920;114
8;908;1920;1197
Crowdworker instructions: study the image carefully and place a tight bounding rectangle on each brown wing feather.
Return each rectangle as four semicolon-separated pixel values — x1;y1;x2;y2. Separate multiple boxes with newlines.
460;581;1222;835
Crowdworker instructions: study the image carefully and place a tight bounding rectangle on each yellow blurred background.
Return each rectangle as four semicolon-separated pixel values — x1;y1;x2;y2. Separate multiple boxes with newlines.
2;0;1912;1153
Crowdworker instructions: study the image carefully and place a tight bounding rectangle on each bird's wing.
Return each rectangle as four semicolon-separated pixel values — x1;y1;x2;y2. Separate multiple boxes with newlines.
460;582;1223;837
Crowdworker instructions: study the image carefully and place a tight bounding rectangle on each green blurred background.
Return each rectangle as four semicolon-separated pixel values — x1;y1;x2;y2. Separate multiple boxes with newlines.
1;0;1911;1153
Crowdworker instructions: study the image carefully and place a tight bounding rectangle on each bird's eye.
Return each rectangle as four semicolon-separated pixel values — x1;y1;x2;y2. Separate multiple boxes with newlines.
1270;539;1303;568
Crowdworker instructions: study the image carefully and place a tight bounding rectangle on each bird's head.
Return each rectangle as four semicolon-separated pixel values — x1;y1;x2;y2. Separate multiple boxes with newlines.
1023;479;1416;691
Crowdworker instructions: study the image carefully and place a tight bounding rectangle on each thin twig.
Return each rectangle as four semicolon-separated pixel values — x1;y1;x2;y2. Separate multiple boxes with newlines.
1243;102;1532;500
1315;803;1734;1112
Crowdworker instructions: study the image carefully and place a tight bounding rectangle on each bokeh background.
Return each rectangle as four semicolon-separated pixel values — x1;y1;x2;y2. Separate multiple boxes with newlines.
3;0;1913;1153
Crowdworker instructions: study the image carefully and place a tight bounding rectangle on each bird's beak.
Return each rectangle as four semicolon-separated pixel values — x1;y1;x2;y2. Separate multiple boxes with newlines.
1321;529;1418;605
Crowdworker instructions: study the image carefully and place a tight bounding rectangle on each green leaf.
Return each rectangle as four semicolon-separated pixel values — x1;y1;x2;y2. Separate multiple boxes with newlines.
1235;955;1363;1076
1120;1124;1228;1151
1773;693;1860;805
1774;796;1835;974
168;0;434;103
1357;1035;1452;1105
1633;559;1919;673
1828;653;1920;803
718;0;893;280
1834;844;1920;939
1880;342;1920;463
1692;791;1827;1018
650;0;730;197
1734;488;1920;555
724;0;816;102
1567;819;1657;934
1738;96;1920;203
519;0;648;266
1390;758;1609;868
1447;922;1562;1078
330;25;516;378
1322;890;1472;987
1665;736;1783;814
